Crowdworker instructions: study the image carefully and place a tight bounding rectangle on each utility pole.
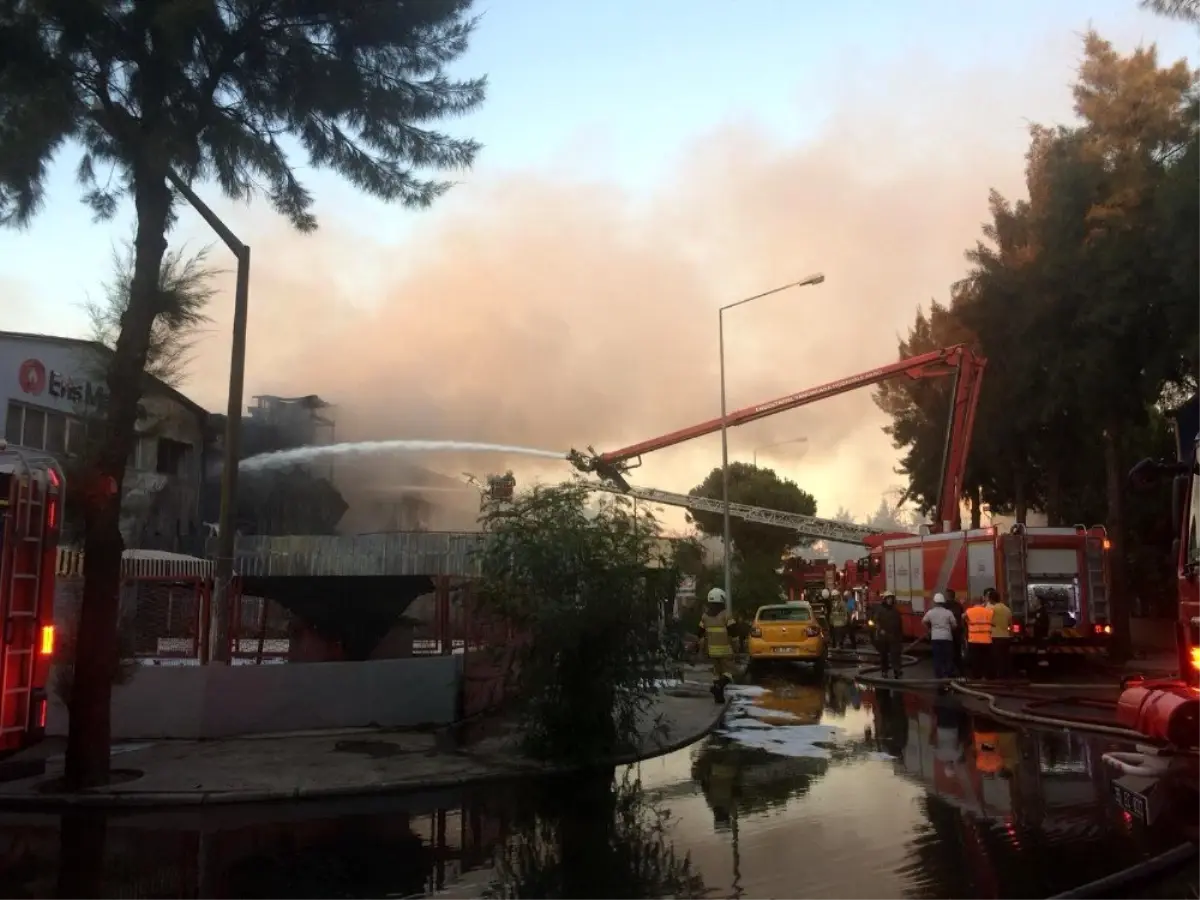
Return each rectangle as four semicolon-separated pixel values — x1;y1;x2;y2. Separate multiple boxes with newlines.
167;171;250;664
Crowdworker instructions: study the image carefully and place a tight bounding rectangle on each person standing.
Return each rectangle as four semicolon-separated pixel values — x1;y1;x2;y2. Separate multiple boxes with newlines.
964;595;995;680
943;588;965;676
922;592;958;679
698;588;736;703
987;587;1014;679
829;592;848;649
874;591;904;678
844;590;859;648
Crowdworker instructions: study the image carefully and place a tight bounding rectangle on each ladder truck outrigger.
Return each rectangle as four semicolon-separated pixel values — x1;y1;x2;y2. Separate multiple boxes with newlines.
0;442;63;753
572;343;1122;648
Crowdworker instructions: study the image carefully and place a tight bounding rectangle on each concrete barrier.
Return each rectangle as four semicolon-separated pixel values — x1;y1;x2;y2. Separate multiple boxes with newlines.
46;656;462;740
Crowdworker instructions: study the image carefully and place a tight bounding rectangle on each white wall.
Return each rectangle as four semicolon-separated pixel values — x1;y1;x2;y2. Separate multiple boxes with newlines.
45;656;462;740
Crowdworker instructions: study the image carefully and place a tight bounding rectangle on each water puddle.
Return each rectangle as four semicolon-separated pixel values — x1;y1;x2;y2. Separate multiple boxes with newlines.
0;673;1196;898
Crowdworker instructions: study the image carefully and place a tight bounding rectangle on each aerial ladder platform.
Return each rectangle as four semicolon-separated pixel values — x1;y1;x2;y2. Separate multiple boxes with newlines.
587;483;885;546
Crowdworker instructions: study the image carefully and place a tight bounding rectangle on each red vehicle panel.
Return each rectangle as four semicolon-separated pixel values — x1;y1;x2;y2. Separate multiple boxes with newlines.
0;446;63;751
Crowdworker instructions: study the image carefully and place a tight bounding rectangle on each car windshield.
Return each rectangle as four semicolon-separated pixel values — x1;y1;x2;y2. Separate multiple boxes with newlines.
758;606;811;622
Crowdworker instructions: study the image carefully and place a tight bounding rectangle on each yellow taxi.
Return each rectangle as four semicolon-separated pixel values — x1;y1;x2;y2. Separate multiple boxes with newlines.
748;601;827;675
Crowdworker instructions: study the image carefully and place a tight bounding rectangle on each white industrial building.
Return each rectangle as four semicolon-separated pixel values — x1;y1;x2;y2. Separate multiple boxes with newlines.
0;330;209;549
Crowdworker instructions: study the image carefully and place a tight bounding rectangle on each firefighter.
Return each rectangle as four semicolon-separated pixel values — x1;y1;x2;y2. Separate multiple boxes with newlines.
943;588;965;676
845;589;860;648
698;588;736;703
874;590;904;678
986;587;1014;679
964;594;995;680
829;591;849;649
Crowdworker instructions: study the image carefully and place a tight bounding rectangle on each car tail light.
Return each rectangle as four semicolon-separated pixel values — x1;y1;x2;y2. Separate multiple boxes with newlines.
751;627;762;638
1104;625;1112;635
1191;647;1199;671
806;626;821;638
1012;622;1022;635
39;625;54;656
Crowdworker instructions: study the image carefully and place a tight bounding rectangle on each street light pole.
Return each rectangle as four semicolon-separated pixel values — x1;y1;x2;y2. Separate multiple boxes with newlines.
719;274;824;618
167;171;250;665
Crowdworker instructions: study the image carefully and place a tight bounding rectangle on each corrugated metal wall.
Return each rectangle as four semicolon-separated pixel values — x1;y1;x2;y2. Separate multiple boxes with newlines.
232;532;485;577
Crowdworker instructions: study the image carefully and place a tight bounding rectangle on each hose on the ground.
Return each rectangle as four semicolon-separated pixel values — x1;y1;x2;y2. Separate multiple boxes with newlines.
1045;841;1198;899
828;644;1160;740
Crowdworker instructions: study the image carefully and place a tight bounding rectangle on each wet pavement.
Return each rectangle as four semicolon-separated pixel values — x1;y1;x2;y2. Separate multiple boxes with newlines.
0;670;1196;899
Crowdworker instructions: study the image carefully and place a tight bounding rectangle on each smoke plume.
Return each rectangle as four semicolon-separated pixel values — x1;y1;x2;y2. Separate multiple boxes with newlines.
176;34;1115;529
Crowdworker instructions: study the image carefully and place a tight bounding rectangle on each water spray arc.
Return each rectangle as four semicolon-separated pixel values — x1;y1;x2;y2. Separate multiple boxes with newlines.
239;440;567;472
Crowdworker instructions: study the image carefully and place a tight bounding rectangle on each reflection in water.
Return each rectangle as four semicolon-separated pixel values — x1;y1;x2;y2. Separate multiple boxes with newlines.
56;813;107;899
0;676;1196;899
483;768;706;898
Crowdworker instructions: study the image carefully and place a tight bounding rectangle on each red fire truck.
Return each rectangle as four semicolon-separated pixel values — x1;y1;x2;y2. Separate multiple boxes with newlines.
870;523;1114;650
0;444;63;752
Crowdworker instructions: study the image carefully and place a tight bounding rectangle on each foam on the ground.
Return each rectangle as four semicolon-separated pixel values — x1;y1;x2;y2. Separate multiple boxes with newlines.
717;685;846;757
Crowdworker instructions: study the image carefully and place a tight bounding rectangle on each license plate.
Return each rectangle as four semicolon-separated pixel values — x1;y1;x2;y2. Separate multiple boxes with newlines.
1113;782;1152;825
771;647;797;654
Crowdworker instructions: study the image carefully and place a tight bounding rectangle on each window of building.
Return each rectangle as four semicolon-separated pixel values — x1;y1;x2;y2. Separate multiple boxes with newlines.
21;407;46;450
45;413;67;454
5;403;22;446
156;438;192;477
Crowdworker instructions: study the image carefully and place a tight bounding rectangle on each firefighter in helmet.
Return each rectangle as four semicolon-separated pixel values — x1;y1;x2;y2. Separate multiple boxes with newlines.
874;590;905;678
698;587;736;703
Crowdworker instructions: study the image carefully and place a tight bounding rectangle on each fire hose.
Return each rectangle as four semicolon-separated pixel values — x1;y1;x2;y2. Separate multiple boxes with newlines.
1045;841;1198;899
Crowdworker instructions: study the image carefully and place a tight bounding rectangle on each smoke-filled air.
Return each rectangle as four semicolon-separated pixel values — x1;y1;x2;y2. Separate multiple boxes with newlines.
173;22;1164;527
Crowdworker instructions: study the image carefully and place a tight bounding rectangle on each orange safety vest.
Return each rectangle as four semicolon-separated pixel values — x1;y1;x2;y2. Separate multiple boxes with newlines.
965;605;994;644
973;730;1003;775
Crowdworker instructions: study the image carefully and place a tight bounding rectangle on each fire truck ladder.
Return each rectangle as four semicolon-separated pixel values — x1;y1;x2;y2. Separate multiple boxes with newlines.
0;467;44;741
588;483;883;546
1001;530;1029;622
1083;535;1110;626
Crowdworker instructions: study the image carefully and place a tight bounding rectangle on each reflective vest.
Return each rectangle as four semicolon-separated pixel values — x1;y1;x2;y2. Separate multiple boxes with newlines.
701;611;734;658
990;602;1013;639
965;605;994;644
973;730;1003;775
829;602;848;627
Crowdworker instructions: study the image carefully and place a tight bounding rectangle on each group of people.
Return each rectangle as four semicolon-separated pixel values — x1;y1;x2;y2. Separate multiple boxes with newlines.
918;587;1014;680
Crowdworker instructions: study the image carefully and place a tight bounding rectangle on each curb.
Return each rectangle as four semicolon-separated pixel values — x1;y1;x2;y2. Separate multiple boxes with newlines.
0;697;730;811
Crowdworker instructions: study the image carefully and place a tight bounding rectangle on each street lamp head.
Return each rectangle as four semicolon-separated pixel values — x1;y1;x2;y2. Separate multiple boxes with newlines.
798;273;825;287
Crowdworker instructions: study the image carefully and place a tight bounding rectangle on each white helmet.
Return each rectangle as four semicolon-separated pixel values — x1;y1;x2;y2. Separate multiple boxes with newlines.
706;587;728;606
933;592;946;604
821;589;830;599
844;590;853;598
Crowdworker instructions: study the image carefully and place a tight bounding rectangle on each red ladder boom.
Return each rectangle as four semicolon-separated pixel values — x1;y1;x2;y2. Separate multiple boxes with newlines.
568;344;986;532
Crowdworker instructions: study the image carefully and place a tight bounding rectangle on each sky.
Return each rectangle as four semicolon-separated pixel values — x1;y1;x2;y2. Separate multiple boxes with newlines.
1;0;1194;529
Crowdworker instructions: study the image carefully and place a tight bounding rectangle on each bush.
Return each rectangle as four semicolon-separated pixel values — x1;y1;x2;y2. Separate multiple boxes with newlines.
474;481;674;764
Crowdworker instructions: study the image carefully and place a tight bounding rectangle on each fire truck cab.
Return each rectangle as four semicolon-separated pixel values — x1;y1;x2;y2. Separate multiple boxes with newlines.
0;443;62;752
872;523;1112;652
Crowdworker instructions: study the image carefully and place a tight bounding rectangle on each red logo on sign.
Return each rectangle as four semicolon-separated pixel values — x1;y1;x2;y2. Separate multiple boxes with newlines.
18;359;46;396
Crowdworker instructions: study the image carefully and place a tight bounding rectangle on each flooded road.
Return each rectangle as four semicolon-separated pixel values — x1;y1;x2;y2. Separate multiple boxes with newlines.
0;674;1196;899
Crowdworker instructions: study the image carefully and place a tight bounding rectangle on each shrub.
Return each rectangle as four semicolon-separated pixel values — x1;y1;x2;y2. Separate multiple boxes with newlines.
474;481;673;763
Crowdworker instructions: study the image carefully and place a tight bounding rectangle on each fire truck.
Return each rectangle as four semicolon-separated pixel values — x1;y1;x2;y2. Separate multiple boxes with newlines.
0;444;62;752
870;522;1114;648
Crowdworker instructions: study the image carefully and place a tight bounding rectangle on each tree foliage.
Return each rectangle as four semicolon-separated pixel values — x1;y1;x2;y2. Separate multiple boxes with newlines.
687;462;818;562
0;0;486;788
86;242;217;388
874;31;1199;648
473;482;674;764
